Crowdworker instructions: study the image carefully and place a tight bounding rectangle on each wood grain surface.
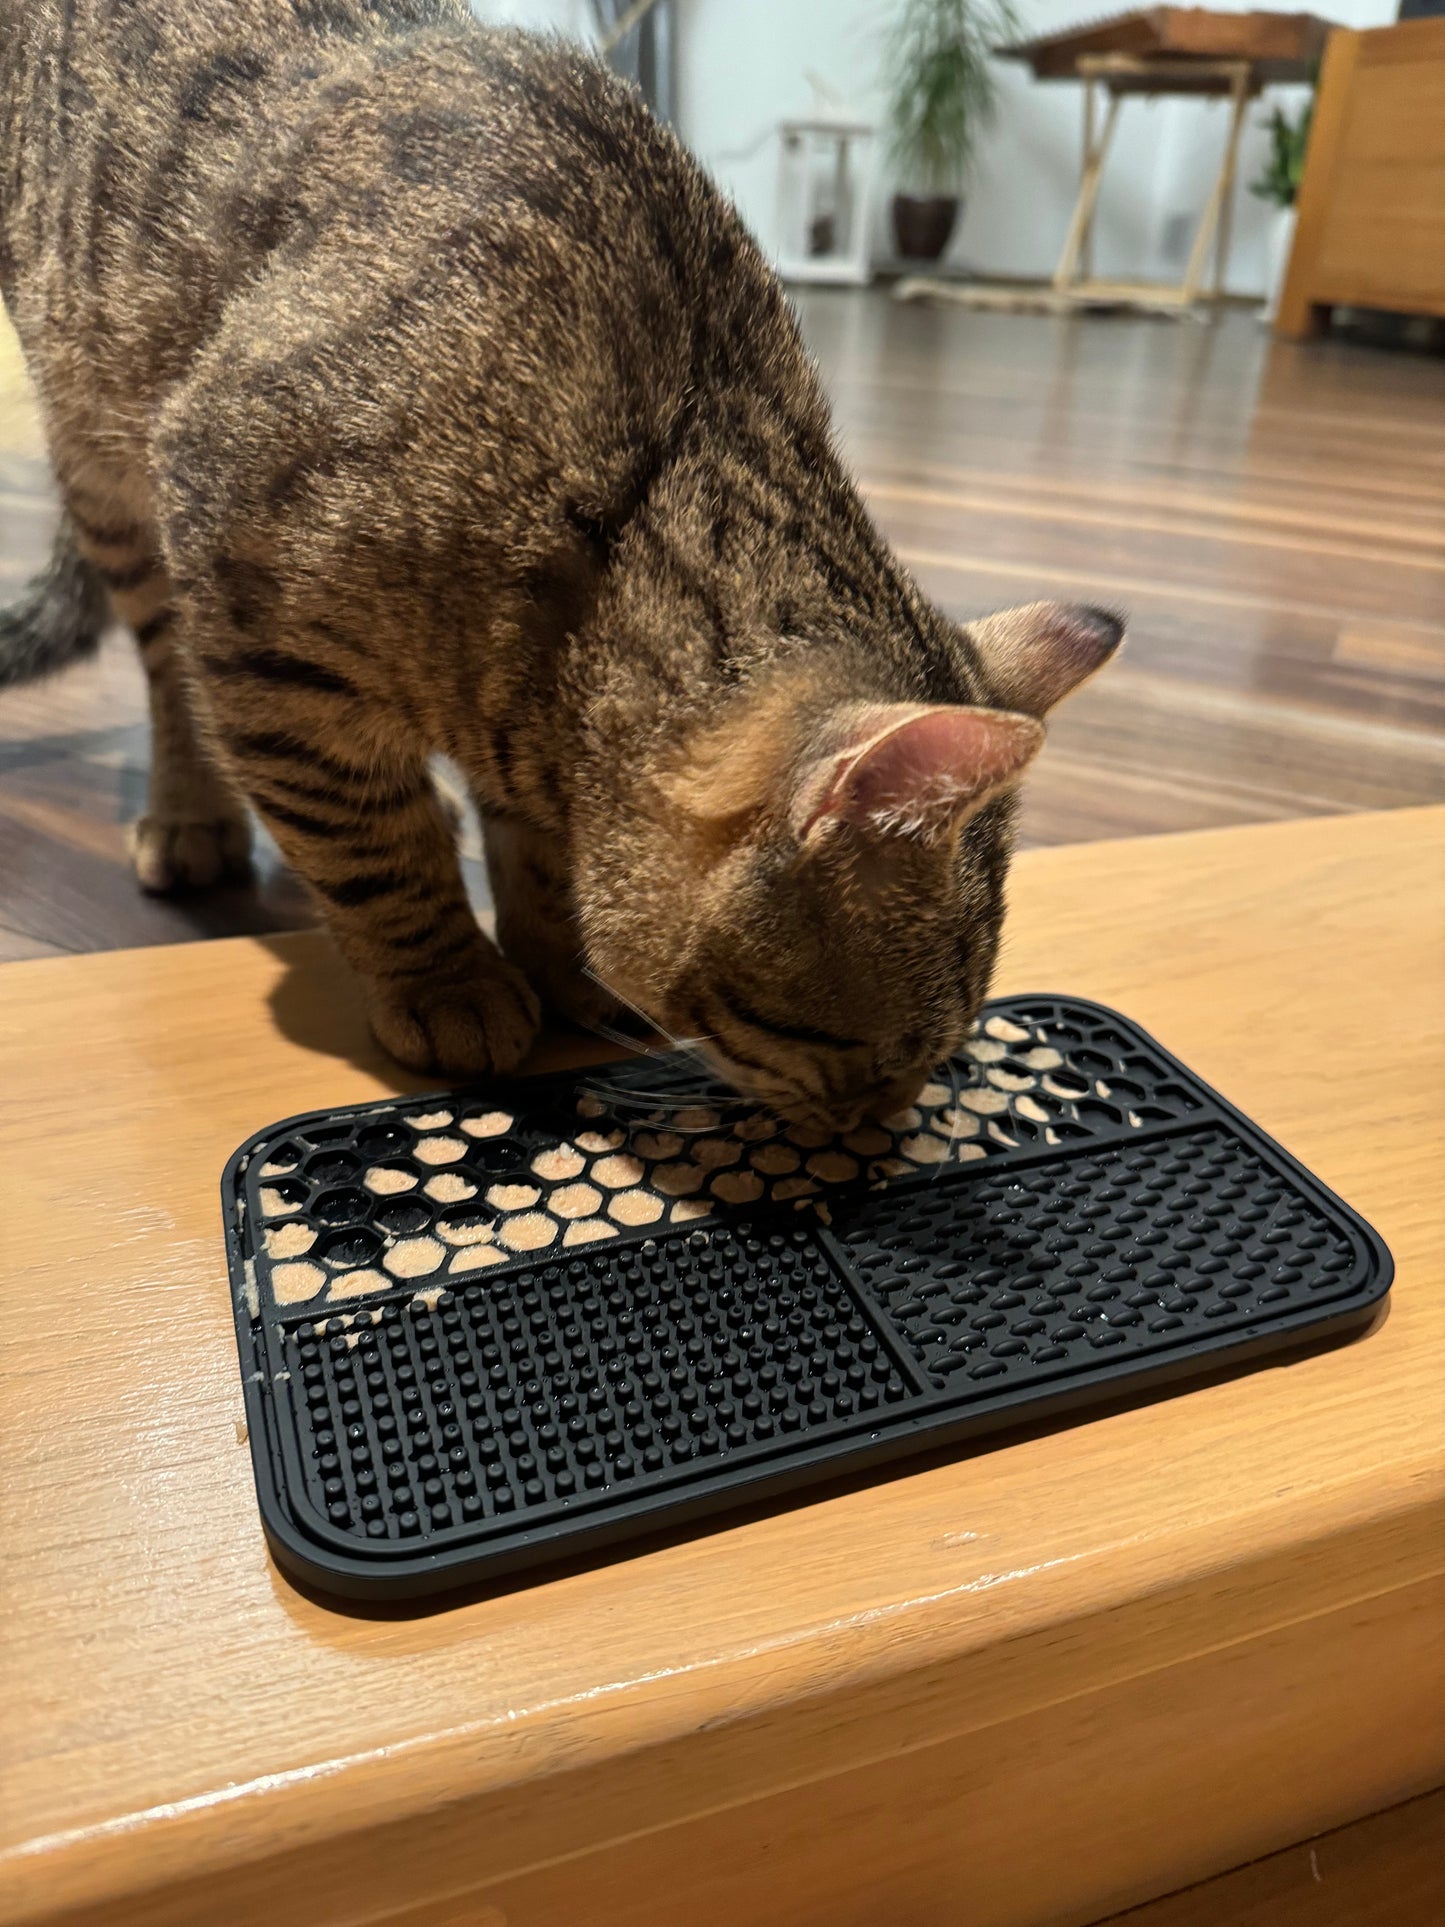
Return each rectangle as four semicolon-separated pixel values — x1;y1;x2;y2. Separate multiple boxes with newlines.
1097;1788;1445;1927
2;806;1442;1927
3;296;1443;961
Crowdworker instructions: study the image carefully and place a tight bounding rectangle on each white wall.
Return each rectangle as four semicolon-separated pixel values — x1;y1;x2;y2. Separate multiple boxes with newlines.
473;0;1397;296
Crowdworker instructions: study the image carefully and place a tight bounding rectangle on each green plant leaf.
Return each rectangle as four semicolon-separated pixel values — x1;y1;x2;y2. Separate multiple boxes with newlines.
884;0;1023;194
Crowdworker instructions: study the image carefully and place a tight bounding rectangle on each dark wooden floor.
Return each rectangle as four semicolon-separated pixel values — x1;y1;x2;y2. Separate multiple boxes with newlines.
2;294;1443;963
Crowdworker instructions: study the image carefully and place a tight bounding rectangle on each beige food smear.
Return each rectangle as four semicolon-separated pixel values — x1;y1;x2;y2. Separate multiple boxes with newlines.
654;1161;704;1197
365;1165;417;1195
986;1068;1035;1092
264;1222;316;1259
987;1122;1018;1147
591;1153;645;1189
670;1198;711;1222
807;1151;858;1184
692;1136;741;1170
966;1038;1008;1064
499;1212;557;1252
258;1158;295;1178
956;1142;987;1161
931;1107;981;1138
609;1189;663;1226
450;1245;507;1273
675;1106;720;1131
412;1286;445;1311
752;1141;800;1176
243;1259;259;1321
259;1187;300;1218
918;1081;951;1108
552;1182;603;1220
414;1134;467;1165
577;1128;626;1153
563;1218;618;1247
576;1092;606;1119
424;1172;476;1203
461;1110;513;1138
844;1124;891;1158
328;1266;391;1300
410;1109;454;1130
1023;1046;1063;1071
786;1121;833;1149
880;1107;921;1134
1015;1094;1050;1124
734;1113;778;1142
272;1260;326;1304
1042;1074;1086;1101
959;1088;1010;1116
438;1217;494;1247
985;1016;1031;1044
531;1146;585;1182
711;1169;764;1205
773;1176;819;1200
385;1236;445;1278
901;1133;950;1165
488;1183;540;1211
633;1130;683;1161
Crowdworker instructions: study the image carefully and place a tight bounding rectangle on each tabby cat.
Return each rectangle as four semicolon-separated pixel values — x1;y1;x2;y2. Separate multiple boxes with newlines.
0;0;1121;1130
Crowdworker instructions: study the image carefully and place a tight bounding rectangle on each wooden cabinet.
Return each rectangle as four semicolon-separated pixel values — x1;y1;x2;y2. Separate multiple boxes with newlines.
1277;16;1445;336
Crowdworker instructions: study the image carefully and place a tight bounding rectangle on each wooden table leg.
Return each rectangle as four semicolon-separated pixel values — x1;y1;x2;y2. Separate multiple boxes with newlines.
1212;69;1252;298
1181;65;1250;305
1081;77;1098;283
1054;89;1121;291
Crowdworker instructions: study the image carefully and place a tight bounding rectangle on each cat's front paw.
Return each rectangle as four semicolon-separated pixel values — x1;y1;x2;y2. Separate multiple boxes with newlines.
366;955;541;1077
131;812;253;893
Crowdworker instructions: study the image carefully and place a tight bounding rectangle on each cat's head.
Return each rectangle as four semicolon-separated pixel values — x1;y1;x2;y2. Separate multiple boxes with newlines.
580;601;1122;1130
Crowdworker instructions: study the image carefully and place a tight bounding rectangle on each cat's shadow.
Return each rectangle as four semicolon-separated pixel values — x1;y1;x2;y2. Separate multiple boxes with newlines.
254;927;623;1086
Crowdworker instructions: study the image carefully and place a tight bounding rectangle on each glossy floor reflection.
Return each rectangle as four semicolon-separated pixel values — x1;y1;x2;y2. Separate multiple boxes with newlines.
1;293;1442;960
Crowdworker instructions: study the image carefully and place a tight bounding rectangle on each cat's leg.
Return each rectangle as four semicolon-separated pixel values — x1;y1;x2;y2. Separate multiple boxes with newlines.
65;507;251;891
484;815;619;1033
206;675;540;1075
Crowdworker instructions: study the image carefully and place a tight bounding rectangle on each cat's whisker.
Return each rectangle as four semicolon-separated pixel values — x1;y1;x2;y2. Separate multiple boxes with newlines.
930;1054;964;1184
581;964;688;1050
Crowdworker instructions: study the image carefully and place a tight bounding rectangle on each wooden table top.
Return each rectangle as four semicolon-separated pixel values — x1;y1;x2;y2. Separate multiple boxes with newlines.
3;807;1443;1927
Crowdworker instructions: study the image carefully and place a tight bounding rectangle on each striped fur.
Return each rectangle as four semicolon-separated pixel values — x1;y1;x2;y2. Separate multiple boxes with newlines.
0;0;1120;1118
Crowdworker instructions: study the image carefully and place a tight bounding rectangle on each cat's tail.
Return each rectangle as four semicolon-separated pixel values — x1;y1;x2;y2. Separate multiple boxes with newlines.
0;516;109;689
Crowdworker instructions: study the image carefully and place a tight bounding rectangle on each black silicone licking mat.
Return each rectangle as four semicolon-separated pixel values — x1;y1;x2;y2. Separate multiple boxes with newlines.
222;996;1391;1598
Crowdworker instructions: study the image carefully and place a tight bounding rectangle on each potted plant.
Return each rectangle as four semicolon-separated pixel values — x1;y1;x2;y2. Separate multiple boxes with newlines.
1250;95;1312;321
884;0;1021;262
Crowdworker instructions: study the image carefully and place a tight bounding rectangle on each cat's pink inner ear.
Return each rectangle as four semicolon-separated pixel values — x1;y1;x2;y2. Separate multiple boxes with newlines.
793;704;1043;842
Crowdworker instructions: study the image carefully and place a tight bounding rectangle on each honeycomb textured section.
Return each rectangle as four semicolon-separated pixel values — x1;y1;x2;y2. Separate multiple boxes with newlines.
832;1126;1363;1390
285;1223;914;1545
242;997;1207;1314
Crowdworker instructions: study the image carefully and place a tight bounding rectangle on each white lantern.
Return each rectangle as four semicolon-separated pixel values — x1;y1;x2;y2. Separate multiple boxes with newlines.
775;112;878;287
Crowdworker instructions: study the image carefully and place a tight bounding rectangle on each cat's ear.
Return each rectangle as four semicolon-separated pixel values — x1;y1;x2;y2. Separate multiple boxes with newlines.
791;703;1043;845
964;601;1124;716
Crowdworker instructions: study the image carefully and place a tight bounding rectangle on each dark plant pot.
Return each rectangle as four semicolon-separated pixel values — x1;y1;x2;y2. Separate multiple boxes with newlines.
892;193;960;262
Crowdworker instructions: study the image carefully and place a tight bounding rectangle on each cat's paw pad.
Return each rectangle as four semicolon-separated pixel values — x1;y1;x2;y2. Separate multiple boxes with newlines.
368;959;542;1077
131;813;253;894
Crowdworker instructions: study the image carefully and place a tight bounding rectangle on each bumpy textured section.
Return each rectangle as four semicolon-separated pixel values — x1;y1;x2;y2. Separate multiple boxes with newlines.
831;1125;1364;1393
285;1223;913;1546
225;997;1390;1595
